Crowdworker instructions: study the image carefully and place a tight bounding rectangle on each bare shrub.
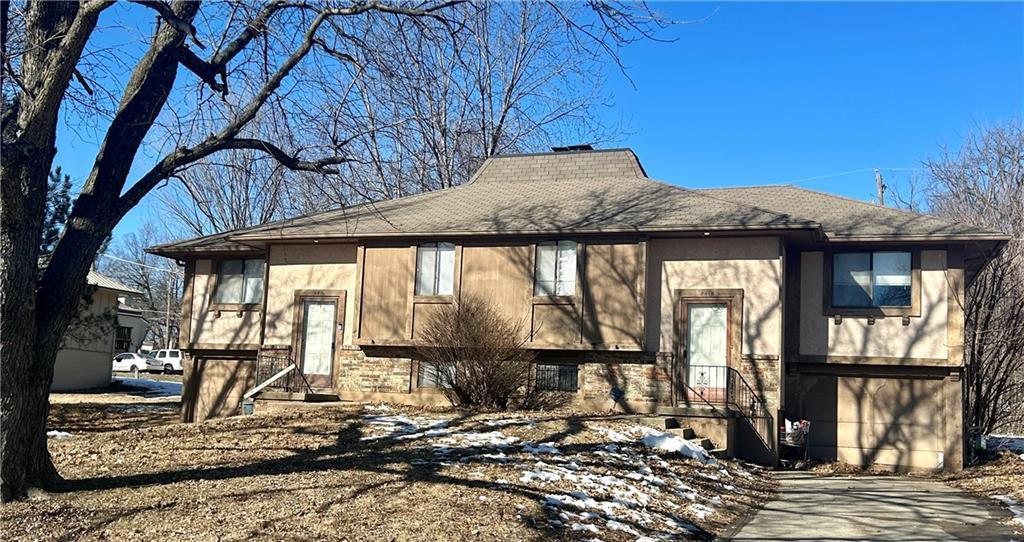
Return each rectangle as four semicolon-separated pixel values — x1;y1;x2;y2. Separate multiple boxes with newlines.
416;296;537;410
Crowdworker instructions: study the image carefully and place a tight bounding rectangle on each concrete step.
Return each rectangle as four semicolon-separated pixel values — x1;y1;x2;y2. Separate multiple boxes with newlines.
667;427;695;439
259;390;340;402
636;416;681;430
690;437;715;451
656;405;730;418
709;448;729;459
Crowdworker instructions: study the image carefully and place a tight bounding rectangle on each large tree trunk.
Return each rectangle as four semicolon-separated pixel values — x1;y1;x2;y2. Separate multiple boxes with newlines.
0;0;104;502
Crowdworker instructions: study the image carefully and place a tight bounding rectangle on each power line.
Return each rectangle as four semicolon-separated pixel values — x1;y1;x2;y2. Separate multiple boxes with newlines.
769;166;926;186
99;253;183;275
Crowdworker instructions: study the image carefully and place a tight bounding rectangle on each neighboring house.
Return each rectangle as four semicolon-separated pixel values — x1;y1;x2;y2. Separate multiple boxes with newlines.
148;147;1008;471
52;271;142;391
114;300;148;354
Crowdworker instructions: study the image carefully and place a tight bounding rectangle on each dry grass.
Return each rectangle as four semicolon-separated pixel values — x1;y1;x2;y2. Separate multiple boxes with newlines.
3;392;775;542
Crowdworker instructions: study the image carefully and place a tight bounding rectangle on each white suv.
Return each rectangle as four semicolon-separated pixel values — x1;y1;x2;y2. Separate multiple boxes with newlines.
147;349;183;374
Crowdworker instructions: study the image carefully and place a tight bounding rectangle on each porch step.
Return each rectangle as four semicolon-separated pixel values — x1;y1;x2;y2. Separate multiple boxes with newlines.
709;448;728;460
667;427;696;439
259;391;340;402
637;416;682;430
656;406;731;418
691;437;715;451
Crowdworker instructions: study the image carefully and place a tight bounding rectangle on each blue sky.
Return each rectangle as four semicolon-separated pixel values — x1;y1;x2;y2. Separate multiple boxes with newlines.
54;2;1024;240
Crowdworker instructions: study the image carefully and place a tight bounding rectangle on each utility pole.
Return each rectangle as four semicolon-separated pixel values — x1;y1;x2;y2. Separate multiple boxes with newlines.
875;168;886;206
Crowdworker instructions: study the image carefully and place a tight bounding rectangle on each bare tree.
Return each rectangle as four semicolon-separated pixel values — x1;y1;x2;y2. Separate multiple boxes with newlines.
416;295;536;410
99;223;182;349
924;119;1024;449
0;0;666;501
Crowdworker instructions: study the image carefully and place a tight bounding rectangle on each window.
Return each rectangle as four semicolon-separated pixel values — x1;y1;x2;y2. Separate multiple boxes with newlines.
417;362;451;389
214;259;265;304
534;241;577;296
114;326;132;353
535;364;579;392
415;243;455;296
832;251;912;308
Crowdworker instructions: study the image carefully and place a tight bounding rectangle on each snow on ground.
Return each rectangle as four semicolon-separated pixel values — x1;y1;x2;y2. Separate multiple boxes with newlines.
993;495;1024;527
47;430;72;439
113;377;182;398
358;406;757;540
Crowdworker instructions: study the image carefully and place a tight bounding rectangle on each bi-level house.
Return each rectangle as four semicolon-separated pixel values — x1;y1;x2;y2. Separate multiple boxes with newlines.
149;147;1007;471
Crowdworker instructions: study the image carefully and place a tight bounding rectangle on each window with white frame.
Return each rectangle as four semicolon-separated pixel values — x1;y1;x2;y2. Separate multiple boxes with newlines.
832;251;912;308
534;241;577;296
214;259;265;304
415;242;455;296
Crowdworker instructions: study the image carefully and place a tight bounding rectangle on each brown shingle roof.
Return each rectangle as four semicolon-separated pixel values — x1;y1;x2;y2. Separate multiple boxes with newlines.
698;185;1005;240
148;149;1008;256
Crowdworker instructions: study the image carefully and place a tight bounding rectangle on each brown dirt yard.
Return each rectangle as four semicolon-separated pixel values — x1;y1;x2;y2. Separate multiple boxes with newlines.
3;385;775;542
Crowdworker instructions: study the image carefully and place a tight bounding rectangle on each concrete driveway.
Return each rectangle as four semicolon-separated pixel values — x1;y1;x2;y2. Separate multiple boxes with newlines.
727;472;1015;542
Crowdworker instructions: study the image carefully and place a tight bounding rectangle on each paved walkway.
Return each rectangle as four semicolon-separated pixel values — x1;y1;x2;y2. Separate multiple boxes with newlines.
727;472;1015;541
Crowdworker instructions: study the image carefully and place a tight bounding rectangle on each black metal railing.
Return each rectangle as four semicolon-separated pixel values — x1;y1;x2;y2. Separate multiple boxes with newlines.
679;363;774;448
254;352;312;394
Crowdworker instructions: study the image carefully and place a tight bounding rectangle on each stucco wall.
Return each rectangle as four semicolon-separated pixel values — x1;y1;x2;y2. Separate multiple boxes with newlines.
52;349;112;391
799;250;950;360
263;243;358;346
190;259;262;347
52;288;118;391
646;237;783;357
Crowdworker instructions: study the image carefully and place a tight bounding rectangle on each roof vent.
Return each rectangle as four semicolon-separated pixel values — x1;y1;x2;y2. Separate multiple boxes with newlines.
551;144;593;152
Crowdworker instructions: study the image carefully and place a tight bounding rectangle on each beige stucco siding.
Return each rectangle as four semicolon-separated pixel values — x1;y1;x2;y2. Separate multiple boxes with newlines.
264;243;358;346
646;237;783;357
52;288;119;391
799;250;949;360
189;259;261;347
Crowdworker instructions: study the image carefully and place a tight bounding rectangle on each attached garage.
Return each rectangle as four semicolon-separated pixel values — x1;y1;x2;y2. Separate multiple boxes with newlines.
786;365;963;471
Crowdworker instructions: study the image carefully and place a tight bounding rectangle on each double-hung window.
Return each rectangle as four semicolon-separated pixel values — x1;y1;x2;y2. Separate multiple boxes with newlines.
415;242;455;296
832;251;912;308
534;241;577;296
214;259;265;305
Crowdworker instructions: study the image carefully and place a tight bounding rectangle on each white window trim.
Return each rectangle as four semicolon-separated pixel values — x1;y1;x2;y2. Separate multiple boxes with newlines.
534;240;577;297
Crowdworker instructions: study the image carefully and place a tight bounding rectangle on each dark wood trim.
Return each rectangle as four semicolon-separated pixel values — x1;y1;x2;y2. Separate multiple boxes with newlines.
821;248;922;317
291;289;347;387
186;342;260;351
946;246;965;366
671;288;744;406
178;260;195;349
413;294;456;304
796;354;953;367
353;245;366;340
210;302;261;312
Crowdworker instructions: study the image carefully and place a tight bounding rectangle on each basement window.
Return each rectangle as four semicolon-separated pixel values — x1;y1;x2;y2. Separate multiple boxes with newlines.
214;259;265;305
535;363;579;392
832;251;912;308
534;241;577;296
415;242;455;296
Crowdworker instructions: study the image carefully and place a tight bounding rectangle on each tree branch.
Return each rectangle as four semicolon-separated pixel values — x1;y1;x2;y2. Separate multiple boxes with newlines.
131;0;206;49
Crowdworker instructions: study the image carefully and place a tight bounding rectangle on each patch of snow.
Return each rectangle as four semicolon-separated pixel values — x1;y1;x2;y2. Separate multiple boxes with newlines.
46;430;72;439
606;519;640;536
993;495;1024;526
571;523;600;532
639;430;713;463
522;442;560;454
114;377;182;397
484;418;536;427
363;403;391;412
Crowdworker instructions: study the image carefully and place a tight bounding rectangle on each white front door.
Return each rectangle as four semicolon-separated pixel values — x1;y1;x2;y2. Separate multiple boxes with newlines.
301;300;336;385
686;303;729;399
